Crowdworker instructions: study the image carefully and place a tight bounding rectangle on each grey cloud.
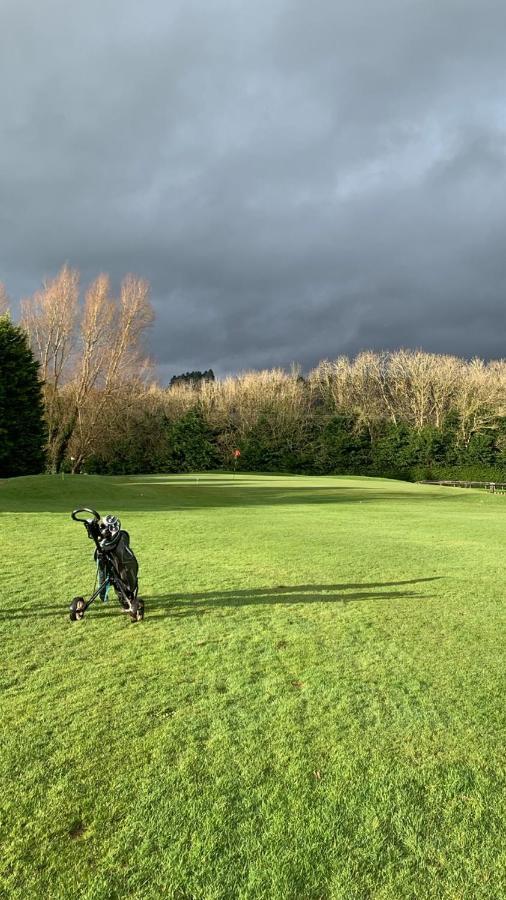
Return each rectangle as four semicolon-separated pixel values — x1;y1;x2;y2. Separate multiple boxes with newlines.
1;0;506;379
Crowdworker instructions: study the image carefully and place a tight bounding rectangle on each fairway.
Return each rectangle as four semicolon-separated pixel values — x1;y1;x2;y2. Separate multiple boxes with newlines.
1;473;505;899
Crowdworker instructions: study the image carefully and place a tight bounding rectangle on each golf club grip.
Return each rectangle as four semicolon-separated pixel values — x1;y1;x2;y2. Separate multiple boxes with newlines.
71;507;100;522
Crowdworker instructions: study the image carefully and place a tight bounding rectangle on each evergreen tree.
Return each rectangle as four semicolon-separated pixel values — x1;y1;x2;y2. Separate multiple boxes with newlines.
169;370;215;388
0;315;46;477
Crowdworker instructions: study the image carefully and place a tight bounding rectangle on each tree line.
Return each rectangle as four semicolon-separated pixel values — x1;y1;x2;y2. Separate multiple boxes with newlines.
2;266;506;481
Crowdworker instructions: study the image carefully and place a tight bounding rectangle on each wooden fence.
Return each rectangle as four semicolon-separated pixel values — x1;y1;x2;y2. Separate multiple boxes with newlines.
420;480;506;493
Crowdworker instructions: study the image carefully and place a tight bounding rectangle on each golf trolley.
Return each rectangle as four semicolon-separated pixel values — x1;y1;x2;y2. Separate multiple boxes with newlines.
69;508;144;622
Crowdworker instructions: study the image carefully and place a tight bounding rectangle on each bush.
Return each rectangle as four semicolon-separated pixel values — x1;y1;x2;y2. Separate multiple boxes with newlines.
315;415;371;474
164;409;219;472
414;464;506;484
369;423;416;479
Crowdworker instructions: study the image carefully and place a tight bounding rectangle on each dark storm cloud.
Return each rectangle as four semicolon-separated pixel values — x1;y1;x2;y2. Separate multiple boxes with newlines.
2;0;506;379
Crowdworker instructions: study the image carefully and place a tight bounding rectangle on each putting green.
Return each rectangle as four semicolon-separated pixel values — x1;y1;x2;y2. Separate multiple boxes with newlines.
1;474;505;899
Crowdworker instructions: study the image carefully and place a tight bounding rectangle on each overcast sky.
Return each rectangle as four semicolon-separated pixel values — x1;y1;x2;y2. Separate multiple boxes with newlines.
2;0;506;380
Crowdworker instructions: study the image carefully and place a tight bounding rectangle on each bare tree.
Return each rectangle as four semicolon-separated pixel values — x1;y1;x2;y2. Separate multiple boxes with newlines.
21;265;79;469
21;265;79;384
311;354;395;434
453;358;505;445
312;350;506;440
0;282;10;315
68;275;154;471
430;354;463;428
21;267;154;471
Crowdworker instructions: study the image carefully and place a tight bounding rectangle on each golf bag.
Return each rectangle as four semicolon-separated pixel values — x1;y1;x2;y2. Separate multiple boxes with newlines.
69;508;144;622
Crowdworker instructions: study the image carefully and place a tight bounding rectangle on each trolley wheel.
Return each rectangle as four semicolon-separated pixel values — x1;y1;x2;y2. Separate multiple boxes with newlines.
130;597;144;622
69;597;86;622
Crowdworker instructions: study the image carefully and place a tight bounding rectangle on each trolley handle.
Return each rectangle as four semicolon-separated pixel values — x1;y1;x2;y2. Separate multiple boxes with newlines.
71;507;100;523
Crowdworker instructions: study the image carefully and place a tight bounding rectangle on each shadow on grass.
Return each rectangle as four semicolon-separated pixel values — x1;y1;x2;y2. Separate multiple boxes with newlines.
144;576;439;618
0;577;441;621
0;477;469;513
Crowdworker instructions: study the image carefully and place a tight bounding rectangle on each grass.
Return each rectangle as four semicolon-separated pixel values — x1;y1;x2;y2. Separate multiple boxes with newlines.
1;473;505;899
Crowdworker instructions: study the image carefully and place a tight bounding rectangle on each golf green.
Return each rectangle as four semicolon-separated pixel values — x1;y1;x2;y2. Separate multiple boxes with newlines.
1;474;505;899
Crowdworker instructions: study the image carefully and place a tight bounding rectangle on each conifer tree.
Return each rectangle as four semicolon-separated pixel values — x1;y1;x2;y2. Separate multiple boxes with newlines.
0;315;46;476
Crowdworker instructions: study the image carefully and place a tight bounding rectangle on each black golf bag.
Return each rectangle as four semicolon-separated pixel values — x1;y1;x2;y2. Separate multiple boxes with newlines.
69;508;144;622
